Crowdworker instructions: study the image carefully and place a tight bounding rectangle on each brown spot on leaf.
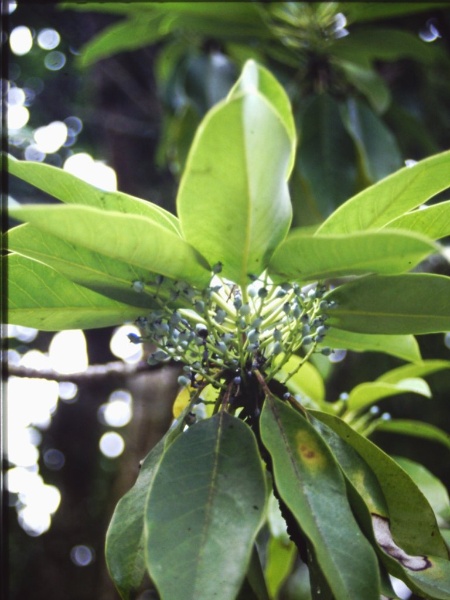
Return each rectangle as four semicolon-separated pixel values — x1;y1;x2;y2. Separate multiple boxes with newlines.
295;431;326;469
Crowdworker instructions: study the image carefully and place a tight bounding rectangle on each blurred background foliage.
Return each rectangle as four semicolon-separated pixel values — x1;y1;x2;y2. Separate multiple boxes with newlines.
4;2;450;600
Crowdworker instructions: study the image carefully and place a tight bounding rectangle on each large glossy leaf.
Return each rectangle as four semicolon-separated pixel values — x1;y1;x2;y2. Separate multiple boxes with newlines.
227;60;296;173
268;229;437;283
318;150;450;234
106;409;190;599
9;205;210;288
7;155;182;235
384;200;450;240
340;98;402;182
297;94;357;218
376;359;450;384
312;411;448;558
6;254;142;330
7;224;171;309
326;274;450;334
375;420;450;452
145;412;267;600
177;89;292;286
260;395;380;600
323;329;421;362
346;379;431;413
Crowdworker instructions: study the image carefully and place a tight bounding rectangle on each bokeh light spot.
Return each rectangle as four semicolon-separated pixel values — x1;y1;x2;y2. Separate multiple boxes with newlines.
110;325;143;363
63;153;117;191
44;50;66;71
99;432;125;458
9;26;33;56
34;120;68;154
70;545;95;567
7;105;29;129
37;28;60;50
43;448;66;471
48;330;88;374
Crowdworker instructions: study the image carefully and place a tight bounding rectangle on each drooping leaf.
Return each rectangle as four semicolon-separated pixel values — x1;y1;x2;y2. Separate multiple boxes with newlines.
7;224;173;309
346;378;431;413
323;329;422;362
78;12;167;68
393;457;450;526
384;200;450;240
7;155;182;235
145;412;267;600
340;98;402;182
9;205;211;288
260;395;380;600
6;253;143;330
376;359;450;384
311;412;450;599
177;83;292;286
106;409;190;599
297;94;357;218
311;411;448;559
268;229;437;283
375;420;450;452
318;150;450;234
326;274;450;334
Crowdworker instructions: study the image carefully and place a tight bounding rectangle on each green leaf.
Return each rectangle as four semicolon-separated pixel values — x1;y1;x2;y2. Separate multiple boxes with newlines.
145;413;267;600
340;98;402;182
297;94;357;218
393;457;450;526
311;412;450;599
6;253;143;330
311;411;448;558
227;60;296;173
335;59;391;114
265;537;296;600
106;410;189;599
384;200;450;240
323;329;422;362
7;224;169;309
341;3;449;24
177;88;292;286
274;355;325;406
7;155;182;235
260;395;380;600
346;379;431;413
332;28;442;64
318;150;450;234
376;360;450;384
9;204;210;288
268;229;437;283
375;420;450;452
326;274;450;334
78;12;166;68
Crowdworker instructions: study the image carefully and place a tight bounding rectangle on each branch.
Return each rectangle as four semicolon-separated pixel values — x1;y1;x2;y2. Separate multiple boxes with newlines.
6;360;153;383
